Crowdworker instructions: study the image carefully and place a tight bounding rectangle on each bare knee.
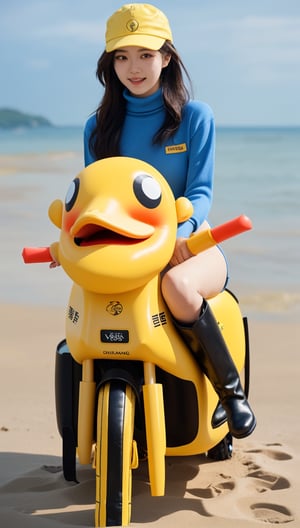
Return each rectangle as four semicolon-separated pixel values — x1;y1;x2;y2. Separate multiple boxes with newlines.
161;268;203;323
161;268;187;300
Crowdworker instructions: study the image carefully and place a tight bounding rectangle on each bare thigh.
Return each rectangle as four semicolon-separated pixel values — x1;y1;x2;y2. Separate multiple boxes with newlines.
161;222;228;323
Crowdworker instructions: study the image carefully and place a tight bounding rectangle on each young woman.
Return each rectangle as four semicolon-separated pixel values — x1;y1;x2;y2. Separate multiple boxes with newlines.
83;4;256;439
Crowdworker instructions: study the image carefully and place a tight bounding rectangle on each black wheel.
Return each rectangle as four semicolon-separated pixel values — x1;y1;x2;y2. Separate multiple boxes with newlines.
55;340;82;482
95;381;137;527
207;433;233;461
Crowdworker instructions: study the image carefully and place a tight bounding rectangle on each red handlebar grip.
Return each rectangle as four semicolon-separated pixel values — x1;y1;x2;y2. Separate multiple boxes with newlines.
211;215;252;244
22;247;52;263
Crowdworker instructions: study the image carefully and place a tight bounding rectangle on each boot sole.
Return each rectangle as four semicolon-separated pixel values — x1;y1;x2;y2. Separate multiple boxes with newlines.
231;417;257;439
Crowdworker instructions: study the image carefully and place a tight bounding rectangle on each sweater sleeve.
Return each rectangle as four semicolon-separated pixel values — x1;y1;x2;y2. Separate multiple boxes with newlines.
83;114;97;167
177;103;215;238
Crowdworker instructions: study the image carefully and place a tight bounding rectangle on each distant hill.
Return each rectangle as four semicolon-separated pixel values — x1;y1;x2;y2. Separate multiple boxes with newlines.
0;108;53;129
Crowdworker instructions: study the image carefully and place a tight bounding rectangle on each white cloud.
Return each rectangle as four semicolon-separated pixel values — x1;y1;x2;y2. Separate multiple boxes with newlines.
0;3;105;45
33;20;105;45
231;16;300;83
181;14;300;84
234;16;300;55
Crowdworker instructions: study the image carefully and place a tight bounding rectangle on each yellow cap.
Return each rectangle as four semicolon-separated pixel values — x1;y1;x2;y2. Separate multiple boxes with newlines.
105;4;173;52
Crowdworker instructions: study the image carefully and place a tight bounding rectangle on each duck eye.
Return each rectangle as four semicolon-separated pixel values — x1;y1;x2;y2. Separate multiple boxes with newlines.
65;178;80;212
133;173;162;209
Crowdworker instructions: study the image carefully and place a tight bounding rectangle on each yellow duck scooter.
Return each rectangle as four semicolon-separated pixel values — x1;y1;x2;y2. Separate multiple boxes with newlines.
23;157;253;528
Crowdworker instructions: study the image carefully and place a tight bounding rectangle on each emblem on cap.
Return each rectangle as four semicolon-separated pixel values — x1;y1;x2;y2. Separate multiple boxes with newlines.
126;19;139;32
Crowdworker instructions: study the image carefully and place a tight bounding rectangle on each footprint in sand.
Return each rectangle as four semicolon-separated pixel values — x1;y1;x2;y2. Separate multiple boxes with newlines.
245;446;292;461
247;469;290;493
42;465;63;473
188;477;235;499
242;459;260;472
243;445;294;523
251;503;294;524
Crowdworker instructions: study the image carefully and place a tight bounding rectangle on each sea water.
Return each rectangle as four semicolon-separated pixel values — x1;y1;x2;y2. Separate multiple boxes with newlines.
0;125;299;320
212;127;300;320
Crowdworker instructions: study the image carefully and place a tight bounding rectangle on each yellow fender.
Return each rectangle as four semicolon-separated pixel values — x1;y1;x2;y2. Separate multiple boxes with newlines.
77;359;96;464
143;381;166;496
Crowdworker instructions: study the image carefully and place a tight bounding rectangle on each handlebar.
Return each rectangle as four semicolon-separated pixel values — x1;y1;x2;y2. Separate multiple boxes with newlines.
22;246;52;263
186;215;252;255
22;215;252;263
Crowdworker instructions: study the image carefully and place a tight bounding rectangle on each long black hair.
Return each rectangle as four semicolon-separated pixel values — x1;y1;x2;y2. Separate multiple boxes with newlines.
89;42;192;159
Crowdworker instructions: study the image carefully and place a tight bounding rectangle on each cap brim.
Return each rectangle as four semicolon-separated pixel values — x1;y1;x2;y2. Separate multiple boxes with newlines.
106;34;166;52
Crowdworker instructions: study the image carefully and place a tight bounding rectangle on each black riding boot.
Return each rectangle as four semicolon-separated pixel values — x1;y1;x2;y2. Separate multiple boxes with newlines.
173;300;256;439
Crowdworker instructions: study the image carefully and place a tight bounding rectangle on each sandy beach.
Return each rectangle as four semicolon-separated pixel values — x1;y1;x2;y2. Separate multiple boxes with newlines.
0;301;299;527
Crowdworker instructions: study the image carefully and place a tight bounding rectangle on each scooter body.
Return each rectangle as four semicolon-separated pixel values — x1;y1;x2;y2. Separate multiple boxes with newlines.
66;278;245;458
23;157;251;527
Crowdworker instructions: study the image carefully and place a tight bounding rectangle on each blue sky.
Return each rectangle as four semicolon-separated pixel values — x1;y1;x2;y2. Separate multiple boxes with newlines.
1;0;299;126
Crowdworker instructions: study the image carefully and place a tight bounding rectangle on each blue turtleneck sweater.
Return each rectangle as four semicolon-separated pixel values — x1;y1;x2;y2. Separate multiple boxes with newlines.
84;89;215;238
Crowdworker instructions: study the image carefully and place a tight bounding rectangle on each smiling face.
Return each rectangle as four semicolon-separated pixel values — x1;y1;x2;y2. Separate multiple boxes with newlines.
113;46;171;97
49;157;179;293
